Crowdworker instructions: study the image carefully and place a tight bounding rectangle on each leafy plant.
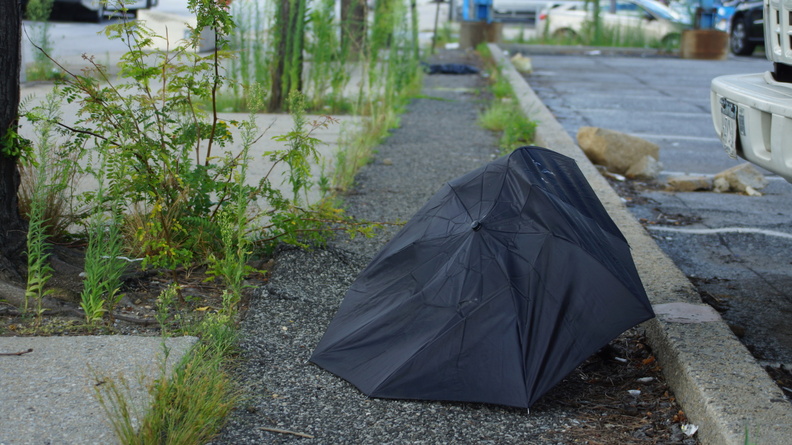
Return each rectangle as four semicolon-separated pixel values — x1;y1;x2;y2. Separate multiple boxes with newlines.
155;283;180;332
20;91;74;319
18;89;82;239
205;109;260;311
80;222;126;323
24;188;53;320
49;2;243;271
479;99;537;155
477;44;537;154
23;0;58;82
80;178;127;324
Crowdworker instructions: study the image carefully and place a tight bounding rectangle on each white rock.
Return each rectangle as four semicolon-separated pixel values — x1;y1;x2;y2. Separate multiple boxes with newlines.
713;176;730;193
510;53;533;73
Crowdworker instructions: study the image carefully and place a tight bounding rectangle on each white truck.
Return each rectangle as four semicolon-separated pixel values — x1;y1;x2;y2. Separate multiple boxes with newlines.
711;0;792;182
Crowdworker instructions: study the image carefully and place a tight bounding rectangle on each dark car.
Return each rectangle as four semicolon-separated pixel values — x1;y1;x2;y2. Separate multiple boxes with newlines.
729;0;764;56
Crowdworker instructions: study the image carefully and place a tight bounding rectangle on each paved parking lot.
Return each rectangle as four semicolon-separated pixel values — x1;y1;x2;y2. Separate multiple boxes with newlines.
524;51;792;368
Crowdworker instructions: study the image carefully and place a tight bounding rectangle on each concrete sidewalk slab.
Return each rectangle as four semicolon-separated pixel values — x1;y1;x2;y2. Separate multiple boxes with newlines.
489;43;792;445
0;335;196;445
18;82;362;208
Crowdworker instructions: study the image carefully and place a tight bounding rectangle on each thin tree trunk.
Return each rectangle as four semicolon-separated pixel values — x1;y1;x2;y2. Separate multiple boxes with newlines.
0;0;27;282
341;0;367;61
269;0;306;111
268;0;290;111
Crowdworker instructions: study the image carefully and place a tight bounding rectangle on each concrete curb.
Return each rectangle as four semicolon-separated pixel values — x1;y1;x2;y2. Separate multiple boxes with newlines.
498;42;668;58
489;43;792;445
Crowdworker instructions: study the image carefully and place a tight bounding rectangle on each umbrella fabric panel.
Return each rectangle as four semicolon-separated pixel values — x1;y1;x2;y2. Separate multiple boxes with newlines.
506;147;625;242
310;234;488;394
503;185;646;302
368;289;529;407
505;235;654;406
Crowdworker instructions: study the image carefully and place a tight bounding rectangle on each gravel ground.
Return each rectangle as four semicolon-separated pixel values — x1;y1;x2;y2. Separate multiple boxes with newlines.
209;51;692;444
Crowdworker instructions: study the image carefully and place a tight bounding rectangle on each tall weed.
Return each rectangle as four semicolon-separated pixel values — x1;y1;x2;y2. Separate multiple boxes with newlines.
24;185;52;320
95;342;238;444
23;0;58;81
80;161;127;324
18;90;82;239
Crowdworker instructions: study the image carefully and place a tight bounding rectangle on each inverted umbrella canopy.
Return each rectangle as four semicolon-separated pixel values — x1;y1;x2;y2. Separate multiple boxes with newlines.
310;146;653;408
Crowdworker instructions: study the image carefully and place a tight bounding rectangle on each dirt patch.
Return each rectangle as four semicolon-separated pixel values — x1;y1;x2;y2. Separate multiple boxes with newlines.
766;365;792;402
0;245;267;337
539;329;698;444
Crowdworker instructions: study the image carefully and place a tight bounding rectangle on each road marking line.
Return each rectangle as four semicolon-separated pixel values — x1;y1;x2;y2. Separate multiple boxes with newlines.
647;226;792;240
629;133;721;142
660;171;786;180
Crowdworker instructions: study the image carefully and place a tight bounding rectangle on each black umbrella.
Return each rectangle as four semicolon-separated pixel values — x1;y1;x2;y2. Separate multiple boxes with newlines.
310;146;653;408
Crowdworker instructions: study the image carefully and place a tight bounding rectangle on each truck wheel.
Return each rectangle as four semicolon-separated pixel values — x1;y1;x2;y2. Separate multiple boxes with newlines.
553;28;579;43
730;19;755;56
94;2;105;23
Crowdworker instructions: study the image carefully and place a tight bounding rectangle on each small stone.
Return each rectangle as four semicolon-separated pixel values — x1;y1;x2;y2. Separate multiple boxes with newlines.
666;175;712;192
382;158;393;166
510;53;533;73
626;155;663;180
713;176;730;193
714;163;768;193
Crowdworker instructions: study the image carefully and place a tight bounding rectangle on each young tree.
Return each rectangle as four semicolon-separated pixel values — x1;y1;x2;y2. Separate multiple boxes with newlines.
0;0;26;282
269;0;307;111
341;0;367;60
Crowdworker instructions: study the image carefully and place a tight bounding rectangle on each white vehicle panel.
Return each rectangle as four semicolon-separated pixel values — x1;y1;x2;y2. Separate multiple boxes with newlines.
711;72;792;182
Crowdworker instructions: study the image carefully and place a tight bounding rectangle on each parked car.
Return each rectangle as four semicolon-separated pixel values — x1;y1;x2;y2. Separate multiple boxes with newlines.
711;0;792;182
728;0;764;55
538;0;686;45
28;0;159;23
662;0;740;31
715;0;740;31
454;0;563;22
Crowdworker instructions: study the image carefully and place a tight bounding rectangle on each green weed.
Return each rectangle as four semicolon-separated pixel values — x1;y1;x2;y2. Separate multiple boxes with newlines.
24;0;58;82
479;99;537;155
477;43;537;155
95;340;239;444
80;205;126;324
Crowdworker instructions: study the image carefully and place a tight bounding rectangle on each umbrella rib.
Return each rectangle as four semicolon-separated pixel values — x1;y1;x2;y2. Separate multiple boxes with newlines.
448;184;474;222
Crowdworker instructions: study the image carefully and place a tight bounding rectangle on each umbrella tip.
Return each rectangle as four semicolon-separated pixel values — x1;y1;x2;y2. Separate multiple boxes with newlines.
471;220;483;232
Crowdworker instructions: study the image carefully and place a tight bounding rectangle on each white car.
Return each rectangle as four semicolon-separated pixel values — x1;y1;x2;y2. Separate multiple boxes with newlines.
455;0;561;22
51;0;158;22
538;0;686;45
711;0;792;182
491;0;551;21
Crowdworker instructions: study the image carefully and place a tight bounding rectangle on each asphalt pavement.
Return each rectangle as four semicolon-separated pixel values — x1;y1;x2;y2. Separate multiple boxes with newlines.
493;44;792;444
518;49;792;374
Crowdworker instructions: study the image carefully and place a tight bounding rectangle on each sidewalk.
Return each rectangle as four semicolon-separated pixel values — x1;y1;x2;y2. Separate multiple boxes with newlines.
3;54;360;445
